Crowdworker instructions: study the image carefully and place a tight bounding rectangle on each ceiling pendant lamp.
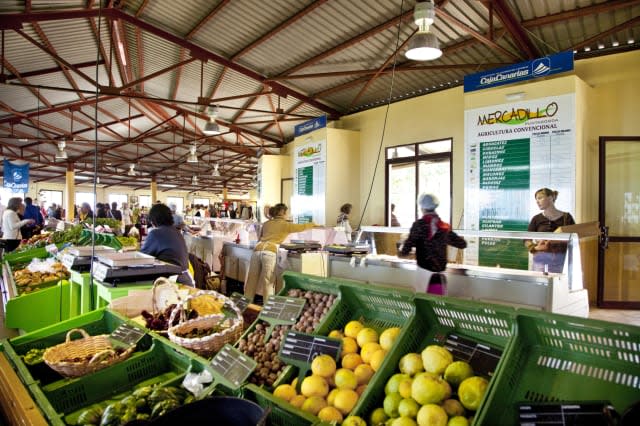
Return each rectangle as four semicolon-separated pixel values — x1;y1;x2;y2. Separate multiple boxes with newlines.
55;140;68;159
212;163;220;177
127;163;136;176
405;1;442;61
203;106;221;135
187;144;198;163
192;175;199;185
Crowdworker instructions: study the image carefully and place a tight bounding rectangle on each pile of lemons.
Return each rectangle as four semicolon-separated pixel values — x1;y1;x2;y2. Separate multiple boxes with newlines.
367;345;489;426
272;320;402;425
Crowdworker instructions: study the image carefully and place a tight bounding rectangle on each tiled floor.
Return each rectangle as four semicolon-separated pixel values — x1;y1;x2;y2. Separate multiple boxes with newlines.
588;307;640;326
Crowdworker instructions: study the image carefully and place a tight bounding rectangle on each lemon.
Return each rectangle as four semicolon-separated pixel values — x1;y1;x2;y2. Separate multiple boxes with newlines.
398;377;413;399
342;415;367;426
328;329;344;339
392;417;418;426
411;373;451;405
333;388;359;415
399;352;424;376
273;384;296;402
356;327;379;348
416;404;448;426
370;348;387;371
442;398;466;417
457;376;488;411
301;395;328;415
385;373;410;395
342;337;359;356
383;392;403;417
311;354;337;378
379;327;402;351
334;368;358;390
344;320;365;338
342;352;363;370
289;394;306;409
318;406;344;423
370;407;389;426
354;363;375;385
360;342;382;364
421;345;453;375
327;388;339;406
447;416;470;426
443;361;474;387
398;398;420;418
301;375;329;398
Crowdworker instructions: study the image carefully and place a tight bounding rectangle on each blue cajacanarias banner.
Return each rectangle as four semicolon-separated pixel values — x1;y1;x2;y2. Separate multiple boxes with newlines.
464;51;574;93
3;159;30;193
294;115;327;137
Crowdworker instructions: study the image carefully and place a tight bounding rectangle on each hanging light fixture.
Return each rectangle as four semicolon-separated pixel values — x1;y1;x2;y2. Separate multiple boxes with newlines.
55;140;68;159
187;143;198;163
212;163;220;177
203;106;221;135
192;175;199;185
127;163;136;176
405;1;442;61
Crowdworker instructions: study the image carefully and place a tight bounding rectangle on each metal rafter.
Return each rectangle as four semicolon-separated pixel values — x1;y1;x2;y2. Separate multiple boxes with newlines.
485;0;540;59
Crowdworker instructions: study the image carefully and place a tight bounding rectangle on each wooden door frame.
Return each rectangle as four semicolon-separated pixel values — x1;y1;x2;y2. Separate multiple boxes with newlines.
598;135;640;308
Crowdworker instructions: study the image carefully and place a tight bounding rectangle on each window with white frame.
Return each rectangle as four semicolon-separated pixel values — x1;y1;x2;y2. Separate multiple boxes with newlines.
108;193;128;208
138;195;151;208
166;197;184;213
75;192;96;209
0;188;25;206
193;197;209;206
38;190;63;209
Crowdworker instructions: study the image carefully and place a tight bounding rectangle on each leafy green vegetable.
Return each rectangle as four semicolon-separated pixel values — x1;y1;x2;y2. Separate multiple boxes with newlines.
77;407;103;425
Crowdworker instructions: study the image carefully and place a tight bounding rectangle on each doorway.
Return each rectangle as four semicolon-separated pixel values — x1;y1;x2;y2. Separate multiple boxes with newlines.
598;136;640;308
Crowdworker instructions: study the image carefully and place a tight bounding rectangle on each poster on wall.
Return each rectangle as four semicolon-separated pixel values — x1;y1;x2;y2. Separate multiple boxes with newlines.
292;139;326;224
464;94;576;269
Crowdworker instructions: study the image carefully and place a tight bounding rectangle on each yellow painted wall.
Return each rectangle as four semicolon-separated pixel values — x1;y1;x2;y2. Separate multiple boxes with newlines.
258;154;284;221
334;50;640;227
326;128;360;226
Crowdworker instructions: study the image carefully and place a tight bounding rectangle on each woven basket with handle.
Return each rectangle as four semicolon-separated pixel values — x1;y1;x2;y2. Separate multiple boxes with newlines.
167;290;243;357
42;328;135;378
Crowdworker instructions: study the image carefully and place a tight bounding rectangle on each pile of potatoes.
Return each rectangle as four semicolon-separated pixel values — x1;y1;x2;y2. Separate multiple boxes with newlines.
237;289;337;387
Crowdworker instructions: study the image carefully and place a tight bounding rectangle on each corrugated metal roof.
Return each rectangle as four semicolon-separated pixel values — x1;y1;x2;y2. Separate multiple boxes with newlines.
0;0;638;189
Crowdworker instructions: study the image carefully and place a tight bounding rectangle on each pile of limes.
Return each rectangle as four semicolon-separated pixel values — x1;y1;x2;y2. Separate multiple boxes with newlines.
271;320;402;424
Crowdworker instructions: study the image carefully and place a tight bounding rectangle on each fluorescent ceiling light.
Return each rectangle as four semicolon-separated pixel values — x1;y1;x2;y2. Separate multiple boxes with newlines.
75;175;91;180
159;183;178;188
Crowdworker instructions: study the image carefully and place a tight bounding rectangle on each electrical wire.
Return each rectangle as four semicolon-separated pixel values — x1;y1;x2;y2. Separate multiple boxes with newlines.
354;0;406;233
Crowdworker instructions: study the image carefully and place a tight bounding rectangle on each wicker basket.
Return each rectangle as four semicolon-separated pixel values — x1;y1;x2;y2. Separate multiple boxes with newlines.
42;328;135;378
167;291;243;357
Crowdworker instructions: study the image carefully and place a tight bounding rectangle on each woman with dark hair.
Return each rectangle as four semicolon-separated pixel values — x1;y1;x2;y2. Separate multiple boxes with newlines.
525;188;575;273
140;203;193;286
337;203;353;242
2;197;35;252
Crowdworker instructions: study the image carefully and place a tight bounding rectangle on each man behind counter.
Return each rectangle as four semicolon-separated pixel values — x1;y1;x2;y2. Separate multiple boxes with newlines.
141;203;193;286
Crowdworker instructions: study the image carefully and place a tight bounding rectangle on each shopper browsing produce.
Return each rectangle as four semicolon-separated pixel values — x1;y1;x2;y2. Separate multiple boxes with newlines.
2;197;35;252
525;187;575;273
399;193;466;295
140;203;193;286
337;203;353;242
244;203;315;301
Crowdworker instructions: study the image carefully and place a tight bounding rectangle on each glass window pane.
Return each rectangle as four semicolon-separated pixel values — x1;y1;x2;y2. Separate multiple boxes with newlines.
193;197;210;206
389;162;416;227
419;139;451;155
603;242;640;302
167;197;184;213
418;158;451;223
108;193;128;208
605;141;640;236
75;192;95;207
39;190;63;208
387;145;416;159
138;195;151;208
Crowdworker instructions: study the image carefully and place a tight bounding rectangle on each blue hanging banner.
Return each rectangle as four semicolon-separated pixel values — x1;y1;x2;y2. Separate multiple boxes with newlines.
294;115;327;137
3;159;30;193
463;51;574;93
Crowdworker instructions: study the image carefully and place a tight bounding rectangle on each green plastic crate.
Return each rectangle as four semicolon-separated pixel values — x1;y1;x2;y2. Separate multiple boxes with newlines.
28;338;205;425
244;383;317;426
475;311;640;425
249;273;415;426
4;280;71;332
3;309;141;388
354;293;517;424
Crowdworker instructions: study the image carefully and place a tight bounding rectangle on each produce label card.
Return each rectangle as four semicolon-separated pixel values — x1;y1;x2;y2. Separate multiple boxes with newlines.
109;323;146;348
209;344;257;390
439;333;502;377
230;292;250;313
279;331;342;365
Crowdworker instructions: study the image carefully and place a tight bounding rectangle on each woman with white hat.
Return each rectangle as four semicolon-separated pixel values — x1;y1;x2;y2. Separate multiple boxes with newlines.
399;193;466;295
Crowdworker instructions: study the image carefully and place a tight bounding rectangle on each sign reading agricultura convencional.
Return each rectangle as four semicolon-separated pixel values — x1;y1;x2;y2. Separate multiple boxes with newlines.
292;135;326;225
464;94;576;269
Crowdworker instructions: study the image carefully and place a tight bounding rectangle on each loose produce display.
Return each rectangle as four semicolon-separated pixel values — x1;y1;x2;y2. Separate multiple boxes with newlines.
361;344;488;426
270;320;401;424
237;289;337;387
72;385;194;426
13;258;69;294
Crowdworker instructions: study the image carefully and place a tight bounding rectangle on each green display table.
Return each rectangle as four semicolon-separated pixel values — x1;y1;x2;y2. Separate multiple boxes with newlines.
69;270;92;317
92;279;154;308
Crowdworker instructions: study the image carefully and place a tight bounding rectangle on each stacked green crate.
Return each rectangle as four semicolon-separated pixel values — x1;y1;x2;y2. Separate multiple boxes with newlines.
351;292;517;425
476;310;640;425
2;308;213;426
245;272;415;426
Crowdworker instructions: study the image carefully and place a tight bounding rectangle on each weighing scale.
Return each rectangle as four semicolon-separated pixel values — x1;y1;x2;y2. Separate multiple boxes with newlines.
92;251;183;286
60;245;116;272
